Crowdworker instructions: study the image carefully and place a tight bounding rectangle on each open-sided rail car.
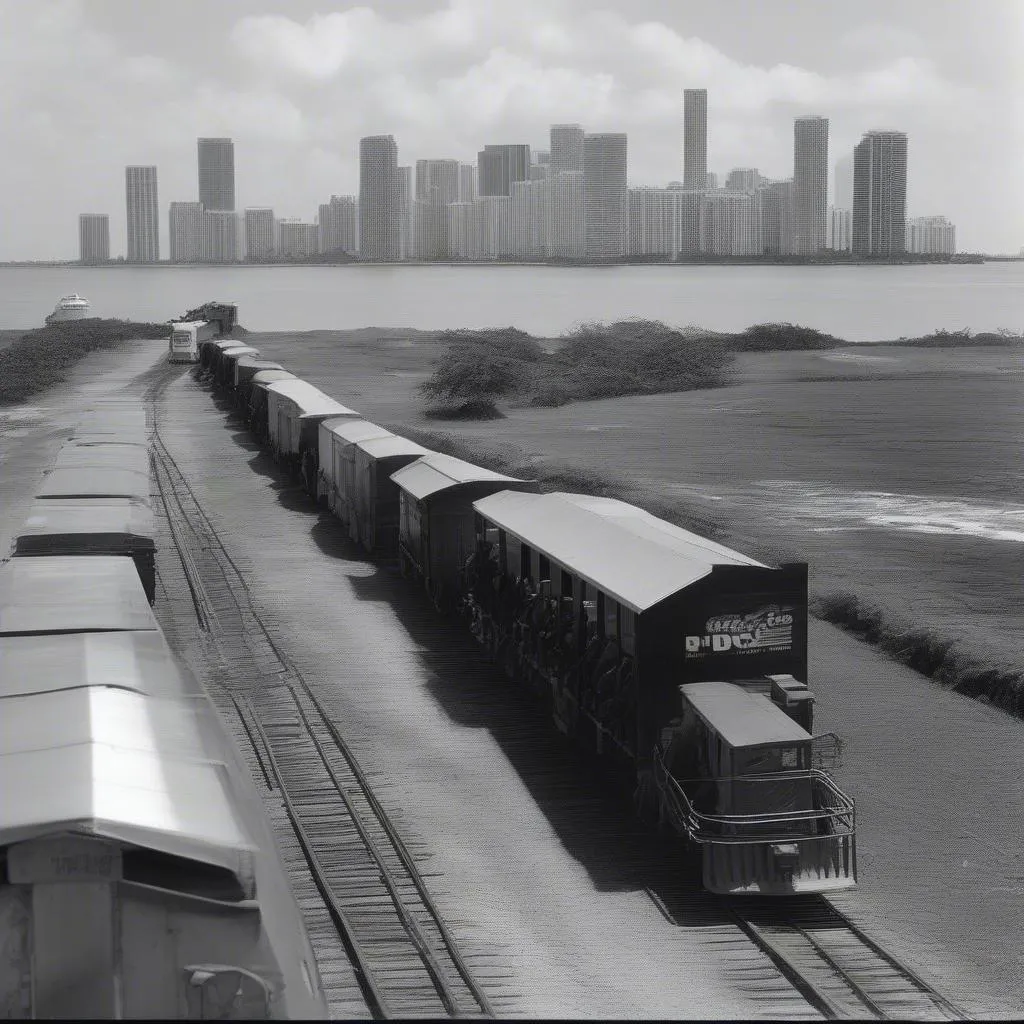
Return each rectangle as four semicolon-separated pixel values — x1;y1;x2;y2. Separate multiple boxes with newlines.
264;380;358;486
352;435;432;555
247;370;297;443
0;621;327;1017
317;418;393;513
392;453;539;612
13;498;157;604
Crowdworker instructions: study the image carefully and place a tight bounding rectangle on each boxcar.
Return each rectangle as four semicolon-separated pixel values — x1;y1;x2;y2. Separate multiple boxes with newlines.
391;453;539;612
264;380;359;485
214;345;260;390
317;418;393;518
465;489;856;894
247;370;297;442
201;338;243;372
0;576;327;1016
352;435;432;555
235;357;286;399
13;498;157;604
77;406;147;439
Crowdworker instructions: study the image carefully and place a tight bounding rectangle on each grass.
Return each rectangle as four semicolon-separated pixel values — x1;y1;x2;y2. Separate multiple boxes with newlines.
0;318;169;406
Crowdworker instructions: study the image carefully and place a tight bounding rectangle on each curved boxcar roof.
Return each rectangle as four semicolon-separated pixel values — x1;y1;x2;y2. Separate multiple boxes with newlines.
392;452;528;502
250;369;296;388
220;345;260;362
266;379;358;419
472;491;763;613
15;498;155;555
321;417;392;446
78;409;147;435
36;465;150;501
0;631;203;699
680;681;810;749
69;433;148;448
356;435;432;461
0;556;157;635
54;442;149;477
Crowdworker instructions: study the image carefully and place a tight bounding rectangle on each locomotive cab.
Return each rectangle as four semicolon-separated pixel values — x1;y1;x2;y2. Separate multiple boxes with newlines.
654;681;856;895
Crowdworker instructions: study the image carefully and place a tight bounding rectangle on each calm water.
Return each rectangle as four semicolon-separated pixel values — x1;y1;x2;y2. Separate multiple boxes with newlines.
1;262;1022;338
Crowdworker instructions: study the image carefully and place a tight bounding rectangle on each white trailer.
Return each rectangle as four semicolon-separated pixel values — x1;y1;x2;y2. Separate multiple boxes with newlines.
168;320;218;364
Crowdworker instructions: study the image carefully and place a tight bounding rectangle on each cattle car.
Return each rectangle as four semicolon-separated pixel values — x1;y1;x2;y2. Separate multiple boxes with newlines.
465;490;856;895
317;418;393;515
168;320;218;364
0;558;327;1018
264;380;358;488
13;498;157;603
391;453;539;612
247;370;297;444
352;435;432;556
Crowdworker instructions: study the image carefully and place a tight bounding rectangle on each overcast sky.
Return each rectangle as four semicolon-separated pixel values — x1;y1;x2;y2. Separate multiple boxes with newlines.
2;0;1021;258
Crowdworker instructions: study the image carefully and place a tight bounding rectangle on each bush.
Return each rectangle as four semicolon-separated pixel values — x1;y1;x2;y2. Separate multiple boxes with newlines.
0;318;170;406
730;323;841;351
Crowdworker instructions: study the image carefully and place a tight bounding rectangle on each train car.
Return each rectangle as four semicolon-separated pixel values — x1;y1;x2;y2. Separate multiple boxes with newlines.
264;380;358;486
215;346;261;391
247;370;297;444
391;453;539;612
235;358;287;404
317;418;393;516
351;435;432;555
168;320;218;364
201;338;244;373
0;558;327;1018
464;489;856;895
13;497;157;603
76;405;147;440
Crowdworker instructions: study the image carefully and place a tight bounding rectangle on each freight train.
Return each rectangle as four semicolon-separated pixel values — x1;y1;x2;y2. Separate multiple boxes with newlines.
0;400;327;1019
200;335;858;897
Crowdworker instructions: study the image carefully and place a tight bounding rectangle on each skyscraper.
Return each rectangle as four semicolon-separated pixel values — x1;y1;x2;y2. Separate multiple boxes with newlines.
906;215;955;254
793;116;829;254
78;214;109;262
202;210;239;262
245;208;276;262
550;125;584;176
683;89;707;190
359;135;399;260
125;166;159;262
725;168;761;193
169;201;204;263
833;153;854;212
458;164;477;203
583;133;628;259
398;165;414;259
318;196;357;256
415;159;460;258
546;173;584;258
198;138;235;212
477;145;530;197
852;130;908;256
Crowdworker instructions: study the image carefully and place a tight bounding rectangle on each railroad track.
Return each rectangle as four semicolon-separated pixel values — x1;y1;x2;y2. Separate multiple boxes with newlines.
728;896;966;1021
145;372;495;1020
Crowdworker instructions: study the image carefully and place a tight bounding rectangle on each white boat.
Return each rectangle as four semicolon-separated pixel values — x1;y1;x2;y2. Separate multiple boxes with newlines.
44;294;91;324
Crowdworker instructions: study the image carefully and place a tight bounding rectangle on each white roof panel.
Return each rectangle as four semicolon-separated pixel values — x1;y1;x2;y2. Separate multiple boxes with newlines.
54;442;149;477
15;498;155;555
681;681;810;748
392;452;528;501
356;435;432;461
0;556;157;635
251;369;296;387
0;631;204;700
36;465;150;501
321;418;393;446
472;491;764;613
266;379;359;418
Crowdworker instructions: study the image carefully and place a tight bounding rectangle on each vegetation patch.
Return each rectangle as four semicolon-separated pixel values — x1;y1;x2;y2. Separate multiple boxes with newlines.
866;327;1024;347
814;591;1024;718
0;318;169;406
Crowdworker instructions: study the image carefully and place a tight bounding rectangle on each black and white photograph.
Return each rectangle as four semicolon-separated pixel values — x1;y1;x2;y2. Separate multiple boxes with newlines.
0;0;1020;1018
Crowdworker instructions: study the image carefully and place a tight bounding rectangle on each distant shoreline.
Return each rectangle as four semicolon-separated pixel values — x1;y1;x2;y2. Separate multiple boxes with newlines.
0;255;1013;269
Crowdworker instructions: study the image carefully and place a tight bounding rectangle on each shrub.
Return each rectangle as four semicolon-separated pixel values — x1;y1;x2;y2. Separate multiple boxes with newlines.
730;323;841;351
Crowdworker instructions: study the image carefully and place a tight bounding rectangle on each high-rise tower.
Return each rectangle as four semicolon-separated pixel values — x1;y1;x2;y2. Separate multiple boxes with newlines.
583;133;628;259
793;116;829;254
683;89;707;190
550;125;585;176
78;214;110;262
125;166;159;262
359;135;400;260
852;130;908;256
477;145;531;197
197;138;235;212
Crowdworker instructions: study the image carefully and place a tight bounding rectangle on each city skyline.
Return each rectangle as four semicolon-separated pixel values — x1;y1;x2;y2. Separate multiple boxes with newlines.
2;0;1020;258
